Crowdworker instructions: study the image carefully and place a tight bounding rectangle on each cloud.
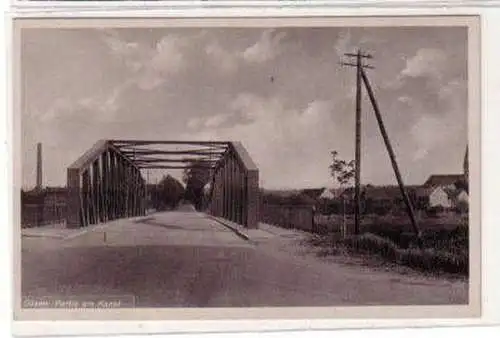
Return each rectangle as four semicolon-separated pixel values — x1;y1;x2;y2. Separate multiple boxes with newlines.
410;115;449;161
136;36;187;90
202;29;288;72
409;80;466;163
204;41;239;73
37;98;73;123
298;100;332;126
187;117;203;129
186;113;232;130
102;31;188;91
204;114;230;128
34;77;140;130
334;29;352;58
385;48;449;90
102;30;140;57
179;93;345;189
243;29;286;63
150;35;186;74
229;93;287;121
22;27;468;189
77;80;134;121
397;96;412;104
101;30;144;72
438;79;464;101
401;48;447;79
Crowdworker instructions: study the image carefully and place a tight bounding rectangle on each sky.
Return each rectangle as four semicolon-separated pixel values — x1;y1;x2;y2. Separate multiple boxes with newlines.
20;25;468;190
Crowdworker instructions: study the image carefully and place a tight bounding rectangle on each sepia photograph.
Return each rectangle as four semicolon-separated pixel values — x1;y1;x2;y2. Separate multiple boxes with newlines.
13;16;480;320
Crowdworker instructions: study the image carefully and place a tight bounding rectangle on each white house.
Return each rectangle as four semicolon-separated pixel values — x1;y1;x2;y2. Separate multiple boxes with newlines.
319;189;336;200
455;190;469;205
203;182;212;195
428;186;453;208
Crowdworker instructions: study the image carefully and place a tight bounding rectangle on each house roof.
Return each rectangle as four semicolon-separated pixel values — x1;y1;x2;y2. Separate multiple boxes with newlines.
23;187;67;196
364;186;405;200
300;188;326;200
424;174;465;187
339;185;434;201
44;187;67;194
319;189;337;199
261;189;301;197
413;186;434;198
261;189;317;205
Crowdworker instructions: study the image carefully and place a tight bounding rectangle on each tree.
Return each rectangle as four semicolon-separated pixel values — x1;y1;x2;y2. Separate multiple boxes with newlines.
455;200;469;214
182;160;213;210
454;178;469;194
329;151;358;235
156;175;185;210
329;151;355;187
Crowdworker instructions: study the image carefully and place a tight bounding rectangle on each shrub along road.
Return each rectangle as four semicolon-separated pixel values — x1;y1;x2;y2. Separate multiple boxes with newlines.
21;210;468;307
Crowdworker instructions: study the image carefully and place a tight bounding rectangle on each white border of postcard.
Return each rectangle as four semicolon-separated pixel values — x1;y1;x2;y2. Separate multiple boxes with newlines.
3;4;500;337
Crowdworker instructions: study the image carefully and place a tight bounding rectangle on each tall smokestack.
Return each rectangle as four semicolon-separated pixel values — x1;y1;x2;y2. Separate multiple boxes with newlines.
36;142;42;191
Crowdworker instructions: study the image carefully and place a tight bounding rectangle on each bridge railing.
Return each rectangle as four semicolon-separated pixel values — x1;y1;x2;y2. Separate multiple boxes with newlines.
66;140;146;228
208;142;259;229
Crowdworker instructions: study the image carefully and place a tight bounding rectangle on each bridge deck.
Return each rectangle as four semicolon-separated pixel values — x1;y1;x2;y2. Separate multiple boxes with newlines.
22;211;467;307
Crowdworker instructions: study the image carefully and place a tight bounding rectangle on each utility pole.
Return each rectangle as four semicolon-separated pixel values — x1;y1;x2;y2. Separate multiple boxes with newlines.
35;142;44;227
341;49;421;246
360;67;422;247
341;50;373;235
146;169;150;211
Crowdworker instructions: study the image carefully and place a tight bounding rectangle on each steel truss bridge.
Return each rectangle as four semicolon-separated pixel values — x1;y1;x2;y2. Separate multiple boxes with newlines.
66;140;259;229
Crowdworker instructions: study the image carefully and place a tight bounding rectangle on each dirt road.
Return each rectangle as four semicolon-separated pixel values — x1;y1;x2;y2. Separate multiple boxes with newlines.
21;211;468;307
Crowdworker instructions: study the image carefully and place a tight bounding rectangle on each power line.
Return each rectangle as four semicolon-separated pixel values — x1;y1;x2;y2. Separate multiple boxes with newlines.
340;49;421;246
340;50;374;235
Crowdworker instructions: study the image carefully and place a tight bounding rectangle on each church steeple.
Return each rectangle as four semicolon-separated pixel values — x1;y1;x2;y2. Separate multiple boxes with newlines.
463;146;469;180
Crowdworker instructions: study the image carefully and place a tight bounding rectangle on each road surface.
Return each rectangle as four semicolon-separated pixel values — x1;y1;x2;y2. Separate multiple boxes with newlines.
21;211;468;307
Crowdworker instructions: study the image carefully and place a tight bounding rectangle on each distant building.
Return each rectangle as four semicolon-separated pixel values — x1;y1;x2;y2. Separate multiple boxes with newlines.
456;190;469;205
21;186;67;227
337;185;419;214
22;187;67;205
423;150;469;211
261;189;317;206
428;186;453;208
300;188;327;201
318;188;337;200
42;187;67;206
424;174;465;188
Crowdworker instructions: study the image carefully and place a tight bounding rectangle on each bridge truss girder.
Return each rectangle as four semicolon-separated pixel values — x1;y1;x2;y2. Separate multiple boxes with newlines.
66;140;259;229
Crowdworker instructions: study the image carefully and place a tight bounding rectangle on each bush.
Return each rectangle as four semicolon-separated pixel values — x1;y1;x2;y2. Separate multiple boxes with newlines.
343;233;399;261
427;205;446;218
398;248;468;275
454;200;469;214
372;206;390;216
338;233;468;276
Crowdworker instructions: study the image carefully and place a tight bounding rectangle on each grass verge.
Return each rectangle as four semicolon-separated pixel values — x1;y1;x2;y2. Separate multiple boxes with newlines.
306;230;468;276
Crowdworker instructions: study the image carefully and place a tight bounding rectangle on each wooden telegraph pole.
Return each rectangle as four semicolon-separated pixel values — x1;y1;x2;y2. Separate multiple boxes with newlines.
341;50;373;235
360;68;422;247
341;50;422;247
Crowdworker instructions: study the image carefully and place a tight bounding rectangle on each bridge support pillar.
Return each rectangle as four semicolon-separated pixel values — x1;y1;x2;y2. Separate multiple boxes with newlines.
206;142;259;229
66;168;81;229
66;140;148;228
245;169;259;229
